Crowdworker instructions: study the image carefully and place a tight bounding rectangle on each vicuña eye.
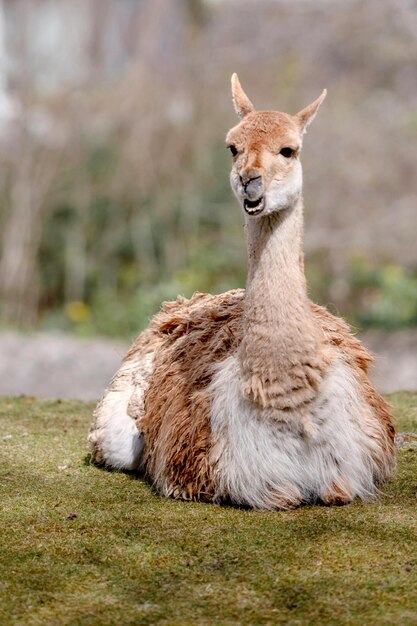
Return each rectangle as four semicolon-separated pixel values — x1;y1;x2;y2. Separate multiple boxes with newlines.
280;147;294;158
228;145;238;157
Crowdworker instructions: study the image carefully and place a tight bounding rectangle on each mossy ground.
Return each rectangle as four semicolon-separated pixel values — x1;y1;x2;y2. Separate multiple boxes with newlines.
0;394;416;626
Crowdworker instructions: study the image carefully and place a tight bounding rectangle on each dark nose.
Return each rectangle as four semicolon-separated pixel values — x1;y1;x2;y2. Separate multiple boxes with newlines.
240;171;261;185
241;175;263;200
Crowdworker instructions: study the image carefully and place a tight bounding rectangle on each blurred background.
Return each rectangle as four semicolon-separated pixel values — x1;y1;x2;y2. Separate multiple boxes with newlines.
0;0;416;399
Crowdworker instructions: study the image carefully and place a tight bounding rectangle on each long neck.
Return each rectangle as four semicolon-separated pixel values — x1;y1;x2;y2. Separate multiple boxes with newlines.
240;197;328;411
245;197;306;296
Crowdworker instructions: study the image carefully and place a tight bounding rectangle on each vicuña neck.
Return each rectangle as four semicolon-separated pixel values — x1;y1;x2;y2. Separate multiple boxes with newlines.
240;197;327;412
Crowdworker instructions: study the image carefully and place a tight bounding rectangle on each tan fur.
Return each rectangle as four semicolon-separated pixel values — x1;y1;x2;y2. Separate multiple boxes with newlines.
138;291;243;500
231;73;255;119
239;205;331;424
89;74;395;507
321;481;353;506
118;289;394;499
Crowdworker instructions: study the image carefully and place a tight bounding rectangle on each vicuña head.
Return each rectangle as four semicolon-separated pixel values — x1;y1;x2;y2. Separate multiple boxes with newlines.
226;73;326;217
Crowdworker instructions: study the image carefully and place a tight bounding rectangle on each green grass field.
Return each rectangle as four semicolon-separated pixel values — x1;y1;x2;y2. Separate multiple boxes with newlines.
1;394;416;626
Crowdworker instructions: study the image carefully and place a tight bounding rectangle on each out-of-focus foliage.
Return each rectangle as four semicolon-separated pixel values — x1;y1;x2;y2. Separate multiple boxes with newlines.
349;259;417;330
0;0;416;337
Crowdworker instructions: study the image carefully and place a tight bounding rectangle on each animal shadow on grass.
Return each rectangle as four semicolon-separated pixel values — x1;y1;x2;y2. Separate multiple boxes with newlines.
83;453;257;509
84;453;168;500
83;453;358;511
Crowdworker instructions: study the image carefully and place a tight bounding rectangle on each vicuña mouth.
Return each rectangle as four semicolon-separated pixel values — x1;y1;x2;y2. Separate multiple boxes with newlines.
243;196;265;215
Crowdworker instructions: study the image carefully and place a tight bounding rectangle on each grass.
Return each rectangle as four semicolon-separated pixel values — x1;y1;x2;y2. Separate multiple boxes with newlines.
0;394;416;626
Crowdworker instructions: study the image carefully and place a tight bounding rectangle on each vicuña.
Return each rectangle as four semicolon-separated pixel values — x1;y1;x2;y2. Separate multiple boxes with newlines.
88;74;395;510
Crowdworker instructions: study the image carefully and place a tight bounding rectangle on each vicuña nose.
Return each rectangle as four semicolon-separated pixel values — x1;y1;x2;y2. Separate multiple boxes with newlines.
240;172;262;186
241;175;263;200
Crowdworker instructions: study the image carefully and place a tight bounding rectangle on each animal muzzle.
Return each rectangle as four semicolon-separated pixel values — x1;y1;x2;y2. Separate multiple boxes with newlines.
243;176;263;200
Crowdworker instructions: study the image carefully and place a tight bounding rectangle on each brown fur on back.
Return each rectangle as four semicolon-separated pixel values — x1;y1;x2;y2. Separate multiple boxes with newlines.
140;290;244;500
127;290;394;498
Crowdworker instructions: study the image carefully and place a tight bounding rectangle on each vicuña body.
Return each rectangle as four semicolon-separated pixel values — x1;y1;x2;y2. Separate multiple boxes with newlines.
88;75;395;510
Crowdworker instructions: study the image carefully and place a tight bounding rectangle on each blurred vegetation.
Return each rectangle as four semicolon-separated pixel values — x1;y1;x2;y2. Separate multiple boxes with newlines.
349;259;417;330
0;0;416;339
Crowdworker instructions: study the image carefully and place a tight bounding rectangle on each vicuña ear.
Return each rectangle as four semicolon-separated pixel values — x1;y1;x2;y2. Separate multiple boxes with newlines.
231;73;255;119
295;89;327;133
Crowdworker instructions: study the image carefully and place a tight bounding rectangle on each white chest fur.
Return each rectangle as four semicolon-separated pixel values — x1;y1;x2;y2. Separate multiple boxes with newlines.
209;354;386;509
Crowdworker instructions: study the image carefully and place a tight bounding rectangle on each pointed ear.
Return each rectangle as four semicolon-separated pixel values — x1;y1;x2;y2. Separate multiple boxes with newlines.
295;89;327;133
231;73;255;119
